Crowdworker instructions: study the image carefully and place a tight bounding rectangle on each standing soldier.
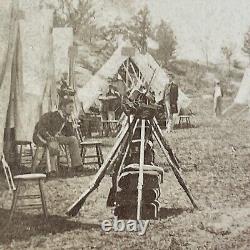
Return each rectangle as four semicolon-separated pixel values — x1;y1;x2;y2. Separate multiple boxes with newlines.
164;73;179;133
213;80;223;118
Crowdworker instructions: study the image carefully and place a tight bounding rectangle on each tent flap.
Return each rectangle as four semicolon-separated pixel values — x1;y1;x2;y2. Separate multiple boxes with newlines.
0;4;55;156
15;9;54;141
0;0;18;156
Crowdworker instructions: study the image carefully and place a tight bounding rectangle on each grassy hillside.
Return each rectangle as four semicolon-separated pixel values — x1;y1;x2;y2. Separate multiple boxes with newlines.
169;59;244;97
1;97;250;249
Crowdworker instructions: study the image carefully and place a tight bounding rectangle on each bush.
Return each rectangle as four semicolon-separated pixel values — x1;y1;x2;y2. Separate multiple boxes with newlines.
233;59;243;70
185;62;206;90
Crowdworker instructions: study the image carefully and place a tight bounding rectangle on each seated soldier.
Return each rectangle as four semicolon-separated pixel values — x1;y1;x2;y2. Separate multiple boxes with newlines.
32;99;83;176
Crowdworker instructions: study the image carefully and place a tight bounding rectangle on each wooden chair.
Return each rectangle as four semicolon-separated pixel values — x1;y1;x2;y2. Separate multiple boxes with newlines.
1;155;48;225
101;120;119;137
15;140;33;170
80;140;104;168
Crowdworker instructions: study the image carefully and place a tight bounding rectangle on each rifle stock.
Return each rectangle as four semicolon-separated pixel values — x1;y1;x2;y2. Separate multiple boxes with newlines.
66;117;136;216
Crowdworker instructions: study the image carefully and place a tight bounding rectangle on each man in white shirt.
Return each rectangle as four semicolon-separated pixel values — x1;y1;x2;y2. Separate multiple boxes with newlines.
213;80;223;117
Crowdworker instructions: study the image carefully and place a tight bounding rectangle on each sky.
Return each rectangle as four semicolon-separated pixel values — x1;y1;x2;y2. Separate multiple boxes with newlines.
142;0;250;64
23;0;250;64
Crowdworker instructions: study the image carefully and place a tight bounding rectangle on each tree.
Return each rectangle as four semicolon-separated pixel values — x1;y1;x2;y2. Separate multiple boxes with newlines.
127;5;152;53
185;62;205;90
48;0;96;44
221;45;233;76
233;59;242;70
200;36;210;68
242;27;250;62
154;20;177;68
94;18;128;57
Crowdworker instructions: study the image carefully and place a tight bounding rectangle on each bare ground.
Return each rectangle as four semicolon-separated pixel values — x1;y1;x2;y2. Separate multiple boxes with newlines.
0;97;250;249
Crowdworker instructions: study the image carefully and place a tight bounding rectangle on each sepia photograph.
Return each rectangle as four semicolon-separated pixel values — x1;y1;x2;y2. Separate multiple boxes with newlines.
0;0;250;249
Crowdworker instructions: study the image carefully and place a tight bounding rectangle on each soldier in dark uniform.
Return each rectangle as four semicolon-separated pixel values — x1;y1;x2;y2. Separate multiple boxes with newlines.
163;73;179;132
32;99;83;176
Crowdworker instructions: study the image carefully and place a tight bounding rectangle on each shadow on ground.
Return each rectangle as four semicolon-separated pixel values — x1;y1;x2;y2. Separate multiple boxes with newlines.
0;208;99;244
159;207;191;219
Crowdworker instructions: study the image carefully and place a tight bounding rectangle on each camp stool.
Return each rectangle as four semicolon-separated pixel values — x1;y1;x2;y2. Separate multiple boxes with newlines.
80;140;104;169
1;155;48;226
178;115;191;128
15;140;33;171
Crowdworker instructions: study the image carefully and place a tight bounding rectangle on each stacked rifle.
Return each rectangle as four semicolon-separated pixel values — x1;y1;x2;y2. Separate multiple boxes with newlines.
66;89;198;219
113;119;164;219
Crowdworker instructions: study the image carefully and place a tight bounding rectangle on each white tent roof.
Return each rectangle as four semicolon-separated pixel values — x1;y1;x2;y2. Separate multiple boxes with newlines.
77;41;190;111
132;51;190;109
223;66;250;117
75;66;92;88
77;42;128;111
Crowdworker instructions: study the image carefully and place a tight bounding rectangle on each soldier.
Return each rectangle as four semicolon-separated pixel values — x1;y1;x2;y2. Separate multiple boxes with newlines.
32;99;83;177
213;80;224;118
164;73;179;133
57;72;76;108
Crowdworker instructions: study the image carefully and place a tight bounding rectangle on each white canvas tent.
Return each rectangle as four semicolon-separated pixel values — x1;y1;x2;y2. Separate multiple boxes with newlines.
77;41;190;112
234;66;250;105
75;66;92;88
223;66;250;118
0;1;56;157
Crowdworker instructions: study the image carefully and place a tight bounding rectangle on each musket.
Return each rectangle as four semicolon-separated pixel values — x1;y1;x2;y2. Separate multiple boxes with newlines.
66;116;136;216
145;68;157;96
150;118;198;209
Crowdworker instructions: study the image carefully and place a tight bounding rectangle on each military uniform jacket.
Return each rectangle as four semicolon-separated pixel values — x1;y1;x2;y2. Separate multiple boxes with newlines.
163;81;179;114
33;111;74;146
